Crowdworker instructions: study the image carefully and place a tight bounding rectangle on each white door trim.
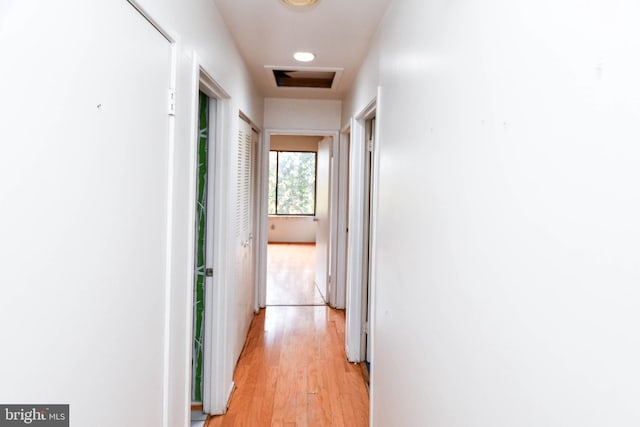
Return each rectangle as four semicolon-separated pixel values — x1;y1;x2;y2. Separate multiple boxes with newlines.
367;88;383;427
345;95;378;363
190;58;232;416
257;129;341;309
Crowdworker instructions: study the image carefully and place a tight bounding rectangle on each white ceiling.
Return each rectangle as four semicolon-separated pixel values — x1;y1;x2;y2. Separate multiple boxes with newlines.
213;0;391;100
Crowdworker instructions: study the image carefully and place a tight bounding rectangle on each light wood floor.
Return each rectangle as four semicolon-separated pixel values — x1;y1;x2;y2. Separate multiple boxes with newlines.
267;243;325;306
206;244;369;427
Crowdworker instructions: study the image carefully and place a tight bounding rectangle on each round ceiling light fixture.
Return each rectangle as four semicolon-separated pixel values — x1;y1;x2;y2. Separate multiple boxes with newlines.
280;0;319;8
293;51;316;62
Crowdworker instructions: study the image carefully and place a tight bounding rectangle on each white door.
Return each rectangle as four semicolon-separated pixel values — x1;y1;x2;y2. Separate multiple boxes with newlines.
315;137;332;302
237;117;256;326
0;2;172;425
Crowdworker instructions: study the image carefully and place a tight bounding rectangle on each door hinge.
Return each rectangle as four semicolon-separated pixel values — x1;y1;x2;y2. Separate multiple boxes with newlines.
362;321;369;334
367;138;374;152
168;88;176;116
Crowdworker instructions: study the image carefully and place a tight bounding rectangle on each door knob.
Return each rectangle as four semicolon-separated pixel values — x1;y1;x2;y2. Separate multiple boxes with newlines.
205;268;214;277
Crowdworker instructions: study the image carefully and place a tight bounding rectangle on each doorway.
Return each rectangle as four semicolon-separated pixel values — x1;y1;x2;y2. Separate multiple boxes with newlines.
191;90;211;410
261;133;339;307
345;97;378;370
189;67;231;421
361;116;375;365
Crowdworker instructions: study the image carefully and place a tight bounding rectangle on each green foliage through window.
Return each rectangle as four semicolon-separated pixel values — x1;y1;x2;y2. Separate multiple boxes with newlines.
268;151;316;215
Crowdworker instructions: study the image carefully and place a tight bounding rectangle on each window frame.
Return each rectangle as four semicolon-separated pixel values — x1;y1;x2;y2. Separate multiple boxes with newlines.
268;149;318;216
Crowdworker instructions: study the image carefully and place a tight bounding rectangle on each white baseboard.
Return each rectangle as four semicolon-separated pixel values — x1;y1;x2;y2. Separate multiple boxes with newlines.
224;381;236;413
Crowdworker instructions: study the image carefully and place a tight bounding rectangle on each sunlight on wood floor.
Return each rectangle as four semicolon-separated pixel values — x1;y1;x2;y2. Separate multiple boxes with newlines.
267;243;325;306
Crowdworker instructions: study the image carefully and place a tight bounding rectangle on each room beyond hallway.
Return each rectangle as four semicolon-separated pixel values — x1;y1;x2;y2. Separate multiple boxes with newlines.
205;306;369;427
267;243;325;306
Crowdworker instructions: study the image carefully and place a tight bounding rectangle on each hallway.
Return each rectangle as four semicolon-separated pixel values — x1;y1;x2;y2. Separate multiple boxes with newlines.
6;1;640;426
206;245;368;426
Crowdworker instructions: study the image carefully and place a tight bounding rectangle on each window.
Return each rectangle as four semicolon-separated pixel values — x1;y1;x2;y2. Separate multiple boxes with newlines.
269;150;316;215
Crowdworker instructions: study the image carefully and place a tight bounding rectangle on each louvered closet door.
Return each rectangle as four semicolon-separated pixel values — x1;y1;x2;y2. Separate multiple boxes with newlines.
237;117;255;316
237;117;253;244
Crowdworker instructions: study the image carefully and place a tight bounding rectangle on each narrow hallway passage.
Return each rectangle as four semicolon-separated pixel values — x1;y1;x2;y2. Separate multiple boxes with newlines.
206;245;368;426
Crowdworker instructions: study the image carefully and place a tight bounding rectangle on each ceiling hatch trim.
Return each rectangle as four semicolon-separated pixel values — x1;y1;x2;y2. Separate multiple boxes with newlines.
264;65;343;91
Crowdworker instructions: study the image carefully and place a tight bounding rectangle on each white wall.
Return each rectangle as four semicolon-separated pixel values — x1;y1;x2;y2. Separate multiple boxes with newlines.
0;1;262;426
265;98;341;130
270;134;322;152
345;1;640;426
268;217;316;243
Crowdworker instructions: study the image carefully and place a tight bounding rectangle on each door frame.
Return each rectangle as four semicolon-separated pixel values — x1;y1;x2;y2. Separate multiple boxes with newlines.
345;94;380;363
257;129;341;309
190;60;231;415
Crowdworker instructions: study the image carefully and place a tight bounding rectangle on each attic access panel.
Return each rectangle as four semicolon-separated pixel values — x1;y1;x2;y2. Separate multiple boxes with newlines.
273;69;336;89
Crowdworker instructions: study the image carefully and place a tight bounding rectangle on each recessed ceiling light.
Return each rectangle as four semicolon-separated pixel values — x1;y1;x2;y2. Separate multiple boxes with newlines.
280;0;319;8
293;51;315;62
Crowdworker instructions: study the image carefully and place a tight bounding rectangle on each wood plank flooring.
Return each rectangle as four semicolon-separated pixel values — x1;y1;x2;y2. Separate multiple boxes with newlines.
267;243;325;306
206;244;368;426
